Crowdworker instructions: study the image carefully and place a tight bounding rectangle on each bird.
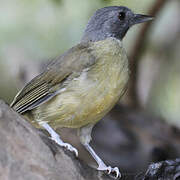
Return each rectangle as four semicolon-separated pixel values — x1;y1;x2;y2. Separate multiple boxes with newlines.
11;6;153;179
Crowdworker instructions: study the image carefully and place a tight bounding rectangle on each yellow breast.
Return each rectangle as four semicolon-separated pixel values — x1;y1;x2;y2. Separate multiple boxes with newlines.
31;38;129;129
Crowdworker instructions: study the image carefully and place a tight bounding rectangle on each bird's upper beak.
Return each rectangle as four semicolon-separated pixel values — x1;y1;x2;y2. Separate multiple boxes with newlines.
130;14;153;26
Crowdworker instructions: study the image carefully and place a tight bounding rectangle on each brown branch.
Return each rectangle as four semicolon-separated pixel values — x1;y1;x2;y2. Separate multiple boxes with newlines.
0;100;111;180
128;0;169;107
1;99;180;179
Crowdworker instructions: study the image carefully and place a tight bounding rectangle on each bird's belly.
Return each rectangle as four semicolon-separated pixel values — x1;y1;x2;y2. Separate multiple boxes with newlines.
30;46;129;129
32;66;129;129
43;86;123;128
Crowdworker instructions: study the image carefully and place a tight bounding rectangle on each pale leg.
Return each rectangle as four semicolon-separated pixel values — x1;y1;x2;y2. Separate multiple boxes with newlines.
41;122;78;157
78;124;121;179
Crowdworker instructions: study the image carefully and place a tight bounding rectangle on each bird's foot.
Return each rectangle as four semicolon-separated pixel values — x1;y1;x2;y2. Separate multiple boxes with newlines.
50;136;78;157
61;142;78;157
98;164;121;179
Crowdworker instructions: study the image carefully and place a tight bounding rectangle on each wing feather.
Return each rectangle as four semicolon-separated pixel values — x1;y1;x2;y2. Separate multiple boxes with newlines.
11;42;96;114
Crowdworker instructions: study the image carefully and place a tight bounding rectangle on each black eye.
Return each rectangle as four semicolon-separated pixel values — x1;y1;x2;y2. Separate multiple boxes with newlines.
118;12;126;20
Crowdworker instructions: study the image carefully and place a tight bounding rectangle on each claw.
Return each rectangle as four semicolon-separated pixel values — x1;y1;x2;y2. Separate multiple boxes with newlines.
50;136;78;157
63;143;78;157
98;165;121;179
112;167;121;179
106;166;112;174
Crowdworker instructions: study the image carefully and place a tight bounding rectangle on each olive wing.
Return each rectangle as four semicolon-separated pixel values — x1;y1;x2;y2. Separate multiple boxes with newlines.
11;43;96;114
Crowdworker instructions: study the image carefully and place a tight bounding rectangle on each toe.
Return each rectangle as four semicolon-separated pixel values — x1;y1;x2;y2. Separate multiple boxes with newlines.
112;167;121;179
97;165;121;179
71;147;78;157
106;166;112;174
64;144;78;157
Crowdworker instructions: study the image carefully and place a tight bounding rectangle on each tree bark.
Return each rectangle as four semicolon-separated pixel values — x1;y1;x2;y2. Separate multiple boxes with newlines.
0;100;110;180
1;99;180;180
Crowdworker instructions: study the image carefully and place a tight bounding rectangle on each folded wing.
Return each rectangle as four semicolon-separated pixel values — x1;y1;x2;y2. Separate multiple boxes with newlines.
11;42;96;114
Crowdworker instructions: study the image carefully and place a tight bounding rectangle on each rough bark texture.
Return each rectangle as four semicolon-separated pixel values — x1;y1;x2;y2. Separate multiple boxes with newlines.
1;99;180;180
142;159;180;180
0;100;111;180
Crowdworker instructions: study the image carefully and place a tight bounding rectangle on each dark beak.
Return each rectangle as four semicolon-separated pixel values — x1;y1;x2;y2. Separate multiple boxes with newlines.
131;14;153;26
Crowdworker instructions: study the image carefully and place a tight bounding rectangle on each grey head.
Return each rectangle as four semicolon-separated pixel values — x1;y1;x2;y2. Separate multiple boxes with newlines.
81;6;153;42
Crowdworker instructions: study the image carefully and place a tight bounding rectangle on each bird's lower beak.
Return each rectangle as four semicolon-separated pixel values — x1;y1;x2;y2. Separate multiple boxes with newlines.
131;14;153;26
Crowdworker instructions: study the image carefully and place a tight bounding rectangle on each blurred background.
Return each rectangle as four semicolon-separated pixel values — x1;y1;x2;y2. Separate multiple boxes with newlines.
0;0;180;179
